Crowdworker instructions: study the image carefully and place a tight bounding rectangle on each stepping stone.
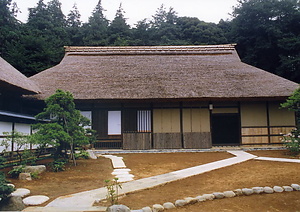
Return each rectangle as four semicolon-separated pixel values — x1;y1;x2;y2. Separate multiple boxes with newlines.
11;188;30;198
115;174;134;178
23;195;50;206
111;158;126;169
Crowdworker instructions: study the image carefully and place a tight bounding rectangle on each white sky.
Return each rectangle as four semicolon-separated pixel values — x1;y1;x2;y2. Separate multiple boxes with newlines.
14;0;239;26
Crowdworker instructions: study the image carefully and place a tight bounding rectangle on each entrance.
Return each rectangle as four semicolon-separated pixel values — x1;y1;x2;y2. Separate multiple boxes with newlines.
211;113;240;146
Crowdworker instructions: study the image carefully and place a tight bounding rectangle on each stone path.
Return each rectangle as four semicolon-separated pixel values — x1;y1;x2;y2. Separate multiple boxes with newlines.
100;154;135;182
24;150;256;211
255;156;300;163
23;150;300;212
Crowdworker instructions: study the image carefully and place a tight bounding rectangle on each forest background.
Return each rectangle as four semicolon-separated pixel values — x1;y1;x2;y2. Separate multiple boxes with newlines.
0;0;299;83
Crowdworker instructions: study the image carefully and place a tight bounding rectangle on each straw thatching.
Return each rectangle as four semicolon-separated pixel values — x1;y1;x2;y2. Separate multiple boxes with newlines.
30;44;298;100
0;56;40;94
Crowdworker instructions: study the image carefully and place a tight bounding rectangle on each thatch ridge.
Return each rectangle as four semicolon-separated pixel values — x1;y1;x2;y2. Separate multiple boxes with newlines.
30;44;298;100
0;57;40;94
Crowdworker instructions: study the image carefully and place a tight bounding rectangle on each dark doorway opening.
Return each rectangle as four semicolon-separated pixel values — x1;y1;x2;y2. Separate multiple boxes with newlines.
211;113;240;146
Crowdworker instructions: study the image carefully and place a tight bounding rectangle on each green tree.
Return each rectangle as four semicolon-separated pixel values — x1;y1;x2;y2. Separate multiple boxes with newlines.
0;0;23;67
0;171;15;201
82;0;109;45
14;0;67;76
231;0;300;83
33;90;95;165
66;4;83;45
149;5;182;45
108;3;131;45
177;17;228;45
281;87;300;131
131;19;152;45
1;131;31;165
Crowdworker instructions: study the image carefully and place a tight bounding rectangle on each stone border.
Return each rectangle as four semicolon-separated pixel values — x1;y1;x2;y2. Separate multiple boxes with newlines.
127;183;300;212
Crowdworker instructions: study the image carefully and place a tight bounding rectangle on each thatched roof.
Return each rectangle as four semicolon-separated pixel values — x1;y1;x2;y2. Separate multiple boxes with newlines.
30;44;298;101
0;57;40;94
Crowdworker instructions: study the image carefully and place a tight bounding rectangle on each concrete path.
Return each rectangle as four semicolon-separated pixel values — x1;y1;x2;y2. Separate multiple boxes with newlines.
23;150;300;212
25;150;256;211
255;156;300;163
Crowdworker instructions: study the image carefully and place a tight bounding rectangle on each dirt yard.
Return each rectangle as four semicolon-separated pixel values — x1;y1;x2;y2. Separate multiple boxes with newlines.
2;150;300;211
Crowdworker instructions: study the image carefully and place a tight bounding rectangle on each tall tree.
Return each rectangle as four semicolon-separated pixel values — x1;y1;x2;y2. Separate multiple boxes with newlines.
0;0;22;63
108;3;131;45
231;0;300;83
17;0;67;76
33;90;94;165
149;5;182;45
177;17;228;45
131;19;152;45
82;0;109;45
66;4;83;45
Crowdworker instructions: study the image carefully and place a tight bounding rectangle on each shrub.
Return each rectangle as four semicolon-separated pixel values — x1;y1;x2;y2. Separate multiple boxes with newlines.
21;149;37;166
30;171;40;180
0;156;6;169
0;172;15;200
104;178;122;206
49;159;68;172
8;166;25;179
282;130;300;156
74;151;89;159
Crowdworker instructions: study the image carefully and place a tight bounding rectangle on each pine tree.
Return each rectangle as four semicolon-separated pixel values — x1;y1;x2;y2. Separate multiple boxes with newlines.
82;0;109;45
108;3;131;45
66;4;83;45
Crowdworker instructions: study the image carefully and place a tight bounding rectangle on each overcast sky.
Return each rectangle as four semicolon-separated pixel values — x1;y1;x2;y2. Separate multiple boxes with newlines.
14;0;239;26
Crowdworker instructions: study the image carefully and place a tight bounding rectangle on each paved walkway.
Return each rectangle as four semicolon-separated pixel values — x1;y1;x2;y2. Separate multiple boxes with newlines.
23;150;300;212
24;151;256;211
255;156;300;163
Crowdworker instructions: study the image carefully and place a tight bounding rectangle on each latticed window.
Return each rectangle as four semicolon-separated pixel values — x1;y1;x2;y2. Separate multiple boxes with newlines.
137;110;151;132
123;109;152;133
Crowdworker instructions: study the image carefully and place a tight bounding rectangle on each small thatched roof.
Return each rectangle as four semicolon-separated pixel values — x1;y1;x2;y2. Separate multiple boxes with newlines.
30;44;298;101
0;57;40;94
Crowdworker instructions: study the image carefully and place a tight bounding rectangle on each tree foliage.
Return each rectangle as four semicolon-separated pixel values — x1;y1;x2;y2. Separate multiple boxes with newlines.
32;90;95;164
231;0;300;83
281;87;300;129
0;0;300;83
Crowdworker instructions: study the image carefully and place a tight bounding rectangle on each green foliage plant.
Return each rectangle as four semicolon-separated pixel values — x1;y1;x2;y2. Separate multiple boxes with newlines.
33;89;96;166
104;178;122;206
0;156;14;201
0;171;15;201
30;171;40;180
280;87;300;155
281;131;300;156
8;165;25;179
74;150;89;159
21;149;37;166
0;131;31;165
49;159;67;172
281;87;300;132
0;156;6;169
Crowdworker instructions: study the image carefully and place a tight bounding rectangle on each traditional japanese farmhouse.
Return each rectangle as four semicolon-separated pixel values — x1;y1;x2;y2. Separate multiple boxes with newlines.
29;44;298;149
0;56;40;152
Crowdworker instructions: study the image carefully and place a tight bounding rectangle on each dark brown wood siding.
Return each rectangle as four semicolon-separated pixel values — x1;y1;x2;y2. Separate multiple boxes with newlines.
123;133;152;150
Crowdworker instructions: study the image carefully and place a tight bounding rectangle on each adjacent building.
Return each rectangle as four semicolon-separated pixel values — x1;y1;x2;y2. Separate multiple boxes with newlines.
0;56;40;152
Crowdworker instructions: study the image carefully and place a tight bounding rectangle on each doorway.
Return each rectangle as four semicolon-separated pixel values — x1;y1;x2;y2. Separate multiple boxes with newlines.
211;113;240;146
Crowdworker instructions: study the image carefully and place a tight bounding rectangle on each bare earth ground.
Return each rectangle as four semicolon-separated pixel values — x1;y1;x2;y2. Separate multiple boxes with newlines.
117;152;232;179
4;157;114;203
2;150;300;211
